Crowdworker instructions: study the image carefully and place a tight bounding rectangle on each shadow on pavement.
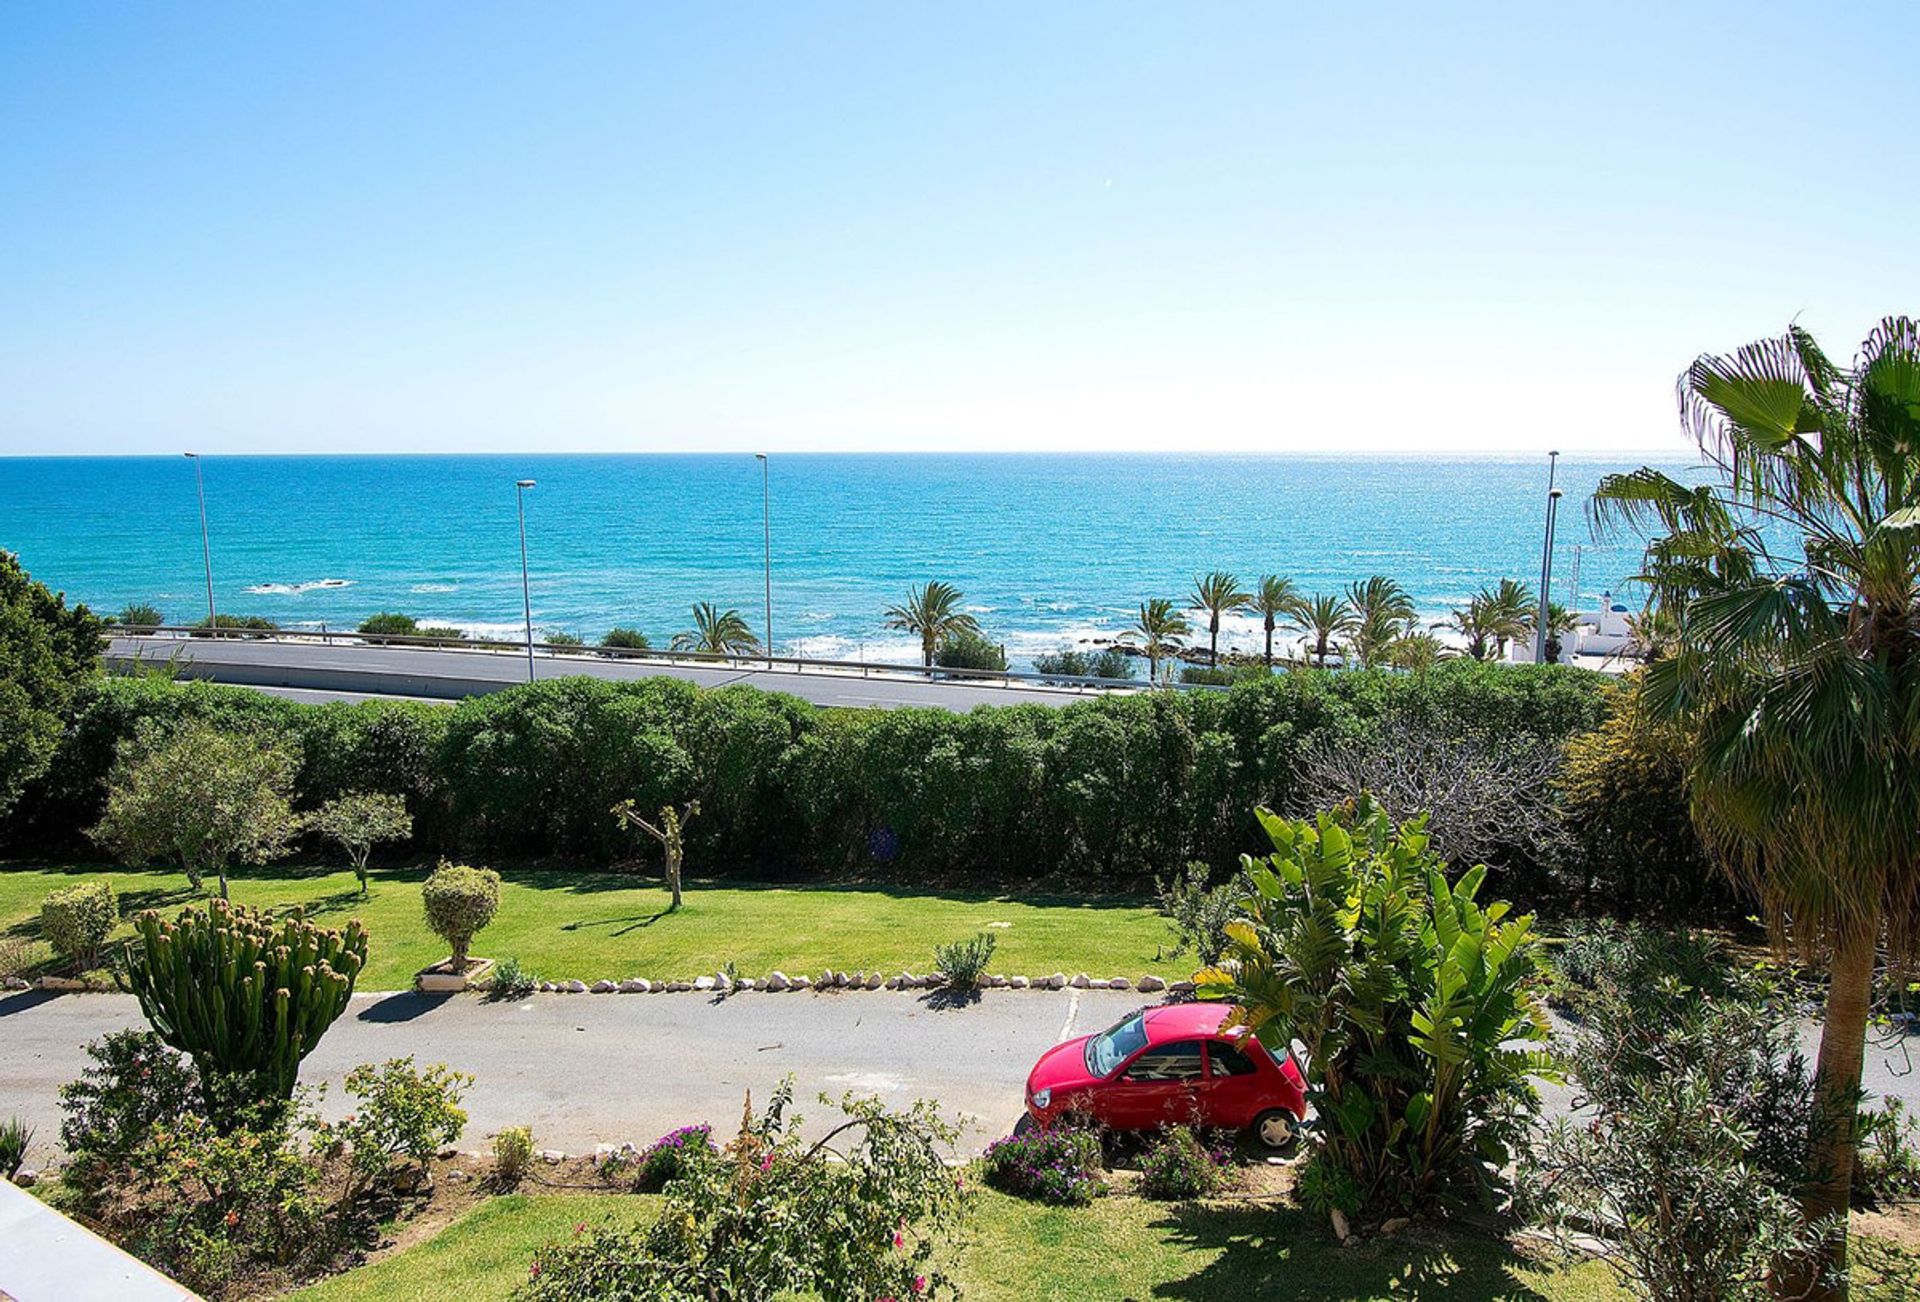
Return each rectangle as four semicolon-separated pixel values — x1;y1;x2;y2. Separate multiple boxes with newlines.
0;988;63;1019
918;986;983;1011
356;991;454;1023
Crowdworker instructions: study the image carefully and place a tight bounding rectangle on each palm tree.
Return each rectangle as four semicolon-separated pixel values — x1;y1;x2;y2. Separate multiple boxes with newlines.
1127;598;1191;684
1479;578;1536;659
1344;576;1417;669
1250;575;1300;669
1386;631;1448;672
1188;571;1249;666
1289;593;1354;668
1593;317;1920;1297
1437;598;1494;661
883;580;980;668
1540;601;1580;663
670;602;760;656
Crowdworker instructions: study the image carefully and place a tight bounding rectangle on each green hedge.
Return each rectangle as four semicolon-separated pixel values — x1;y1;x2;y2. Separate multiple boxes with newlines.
6;662;1618;888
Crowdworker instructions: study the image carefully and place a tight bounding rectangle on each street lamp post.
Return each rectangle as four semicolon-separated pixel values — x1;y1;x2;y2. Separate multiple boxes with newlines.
1533;451;1561;663
756;453;772;664
515;479;537;683
184;452;216;629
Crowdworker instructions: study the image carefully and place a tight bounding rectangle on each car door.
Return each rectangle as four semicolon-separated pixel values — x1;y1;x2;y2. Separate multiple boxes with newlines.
1201;1037;1270;1129
1100;1040;1207;1130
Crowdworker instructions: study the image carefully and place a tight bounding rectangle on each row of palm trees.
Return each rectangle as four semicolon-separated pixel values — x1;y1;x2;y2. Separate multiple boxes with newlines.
1124;571;1578;680
662;571;1576;675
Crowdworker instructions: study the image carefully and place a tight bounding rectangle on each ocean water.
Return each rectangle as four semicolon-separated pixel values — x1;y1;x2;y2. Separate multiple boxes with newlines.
3;454;1689;667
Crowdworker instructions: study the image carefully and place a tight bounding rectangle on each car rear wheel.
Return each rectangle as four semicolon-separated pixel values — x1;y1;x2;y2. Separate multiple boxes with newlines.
1250;1108;1296;1152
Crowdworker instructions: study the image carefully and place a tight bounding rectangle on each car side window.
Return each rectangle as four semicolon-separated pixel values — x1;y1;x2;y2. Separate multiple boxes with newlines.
1209;1040;1260;1078
1121;1040;1205;1082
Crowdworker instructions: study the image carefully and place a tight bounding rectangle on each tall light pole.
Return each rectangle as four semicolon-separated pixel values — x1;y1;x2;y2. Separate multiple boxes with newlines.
756;453;772;664
1533;451;1561;663
515;479;537;683
184;452;216;629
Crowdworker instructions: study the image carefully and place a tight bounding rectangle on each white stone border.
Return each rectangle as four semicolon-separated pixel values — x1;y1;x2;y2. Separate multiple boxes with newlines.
524;971;1193;996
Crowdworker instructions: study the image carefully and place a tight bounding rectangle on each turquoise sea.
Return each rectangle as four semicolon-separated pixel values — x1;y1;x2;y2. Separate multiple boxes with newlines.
3;454;1688;667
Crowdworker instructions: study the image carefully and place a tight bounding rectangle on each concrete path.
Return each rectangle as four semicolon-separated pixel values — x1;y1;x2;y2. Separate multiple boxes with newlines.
104;635;1125;712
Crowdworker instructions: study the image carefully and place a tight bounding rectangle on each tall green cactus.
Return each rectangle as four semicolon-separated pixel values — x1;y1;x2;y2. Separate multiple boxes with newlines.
123;898;369;1107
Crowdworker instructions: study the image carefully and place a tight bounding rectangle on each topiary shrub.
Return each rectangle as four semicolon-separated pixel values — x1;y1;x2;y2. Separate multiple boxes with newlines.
123;899;368;1111
41;879;117;973
421;861;500;969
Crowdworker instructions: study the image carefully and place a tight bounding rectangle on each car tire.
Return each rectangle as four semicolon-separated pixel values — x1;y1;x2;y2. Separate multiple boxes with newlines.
1250;1108;1297;1152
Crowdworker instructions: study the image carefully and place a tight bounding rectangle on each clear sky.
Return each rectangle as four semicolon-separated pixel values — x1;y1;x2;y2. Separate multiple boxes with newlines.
2;1;1913;457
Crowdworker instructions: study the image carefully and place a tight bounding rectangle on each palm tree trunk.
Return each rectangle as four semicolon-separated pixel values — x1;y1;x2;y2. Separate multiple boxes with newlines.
1264;622;1273;667
1787;918;1878;1301
1209;618;1220;667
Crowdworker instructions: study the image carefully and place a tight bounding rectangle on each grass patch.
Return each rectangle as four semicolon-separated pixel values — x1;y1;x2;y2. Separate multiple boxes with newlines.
0;862;1179;990
287;1189;1624;1301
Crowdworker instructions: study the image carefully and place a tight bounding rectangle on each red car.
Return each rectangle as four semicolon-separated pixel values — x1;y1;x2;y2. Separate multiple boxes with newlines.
1023;1002;1307;1150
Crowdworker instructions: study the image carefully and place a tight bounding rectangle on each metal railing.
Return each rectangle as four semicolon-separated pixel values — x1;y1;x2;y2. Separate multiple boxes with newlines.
101;626;1231;696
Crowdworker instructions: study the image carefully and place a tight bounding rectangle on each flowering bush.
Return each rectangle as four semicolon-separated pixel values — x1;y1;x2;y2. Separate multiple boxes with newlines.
324;1057;471;1201
981;1120;1104;1205
494;1126;534;1188
517;1081;969;1302
58;1030;203;1198
626;1123;717;1193
1137;1126;1234;1200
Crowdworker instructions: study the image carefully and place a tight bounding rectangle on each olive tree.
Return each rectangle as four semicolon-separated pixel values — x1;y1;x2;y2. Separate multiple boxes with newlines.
91;719;301;899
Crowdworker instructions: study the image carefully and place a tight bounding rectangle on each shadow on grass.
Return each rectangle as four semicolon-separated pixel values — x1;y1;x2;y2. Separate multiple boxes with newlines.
357;991;453;1023
494;868;1156;913
1147;1204;1555;1301
560;908;674;937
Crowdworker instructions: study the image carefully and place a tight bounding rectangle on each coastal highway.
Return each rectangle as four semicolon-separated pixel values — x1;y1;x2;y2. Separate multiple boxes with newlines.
102;634;1122;712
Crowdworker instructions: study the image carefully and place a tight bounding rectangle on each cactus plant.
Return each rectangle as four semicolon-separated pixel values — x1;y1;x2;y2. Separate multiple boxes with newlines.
122;898;368;1107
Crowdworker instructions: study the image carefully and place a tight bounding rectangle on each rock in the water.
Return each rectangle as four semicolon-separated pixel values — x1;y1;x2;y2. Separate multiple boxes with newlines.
1137;975;1166;992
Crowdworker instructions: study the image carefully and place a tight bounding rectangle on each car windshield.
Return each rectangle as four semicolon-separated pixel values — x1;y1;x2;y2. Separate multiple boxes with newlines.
1084;1013;1149;1077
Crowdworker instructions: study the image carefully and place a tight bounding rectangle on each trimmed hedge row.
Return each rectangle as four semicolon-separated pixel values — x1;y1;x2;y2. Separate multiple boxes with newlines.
8;663;1625;888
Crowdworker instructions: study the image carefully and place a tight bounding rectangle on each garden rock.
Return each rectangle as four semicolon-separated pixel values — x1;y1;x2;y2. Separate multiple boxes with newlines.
865;972;883;989
562;980;588;994
1137;975;1166;992
793;976;812;990
1070;973;1091;988
1045;973;1067;989
591;980;617;993
1169;980;1196;994
1109;976;1130;990
712;973;732;993
766;971;792;991
12;1169;37;1188
622;978;650;993
694;976;716;992
1009;976;1030;989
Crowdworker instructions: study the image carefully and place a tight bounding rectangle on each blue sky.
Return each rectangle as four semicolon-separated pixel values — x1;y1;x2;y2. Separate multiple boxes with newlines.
2;1;1913;456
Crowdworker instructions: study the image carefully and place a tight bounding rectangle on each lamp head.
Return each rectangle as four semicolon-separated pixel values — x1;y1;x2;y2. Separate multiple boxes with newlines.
1550;487;1564;499
183;451;198;459
755;453;767;461
516;479;536;489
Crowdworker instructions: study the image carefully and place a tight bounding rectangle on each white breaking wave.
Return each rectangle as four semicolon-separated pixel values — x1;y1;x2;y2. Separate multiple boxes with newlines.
244;578;354;595
411;583;459;594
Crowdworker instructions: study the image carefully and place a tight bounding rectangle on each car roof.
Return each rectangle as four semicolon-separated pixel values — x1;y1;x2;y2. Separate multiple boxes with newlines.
1140;1001;1241;1043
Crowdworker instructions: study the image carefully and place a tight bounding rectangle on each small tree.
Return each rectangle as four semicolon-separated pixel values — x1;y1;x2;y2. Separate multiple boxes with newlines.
91;719;302;899
0;550;102;822
311;791;413;895
612;799;701;910
421;861;500;970
41;880;117;974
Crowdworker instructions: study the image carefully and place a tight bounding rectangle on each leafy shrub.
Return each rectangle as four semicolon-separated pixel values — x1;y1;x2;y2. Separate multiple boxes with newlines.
422;861;501;968
1295;1150;1363;1216
41;878;116;973
112;602;166;627
543;630;584;648
1155;861;1249;966
494;1126;534;1187
418;625;467;640
59;1030;205;1192
1522;963;1825;1300
934;629;1007;674
933;931;996;989
357;612;420;637
124;900;367;1109
0;936;39;980
1;1117;31;1179
1556;684;1726;921
0;550;102;824
488;955;537;999
124;1106;331;1293
1179;663;1268;686
1137;1125;1232;1200
982;1120;1105;1205
189;614;278;637
1196;798;1550;1220
518;1083;968;1302
311;790;413;894
600;627;651;650
1546;920;1735;1020
626;1123;718;1192
1032;646;1134;680
1854;1098;1920;1205
329;1058;471;1199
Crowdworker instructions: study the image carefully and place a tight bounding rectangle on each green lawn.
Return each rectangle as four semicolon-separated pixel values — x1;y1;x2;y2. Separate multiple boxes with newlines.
0;862;1181;991
290;1190;1625;1301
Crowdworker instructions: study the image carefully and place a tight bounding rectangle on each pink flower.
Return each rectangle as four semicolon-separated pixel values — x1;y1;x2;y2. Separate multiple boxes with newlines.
913;1277;927;1294
893;1229;905;1249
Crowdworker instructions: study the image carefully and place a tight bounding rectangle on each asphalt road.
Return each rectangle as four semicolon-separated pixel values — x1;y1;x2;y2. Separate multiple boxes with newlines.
1;987;1141;1168
7;987;1916;1173
103;635;1119;712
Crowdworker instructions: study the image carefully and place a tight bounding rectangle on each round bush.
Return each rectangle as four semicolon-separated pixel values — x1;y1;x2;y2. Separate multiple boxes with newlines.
421;861;501;968
41;879;117;974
